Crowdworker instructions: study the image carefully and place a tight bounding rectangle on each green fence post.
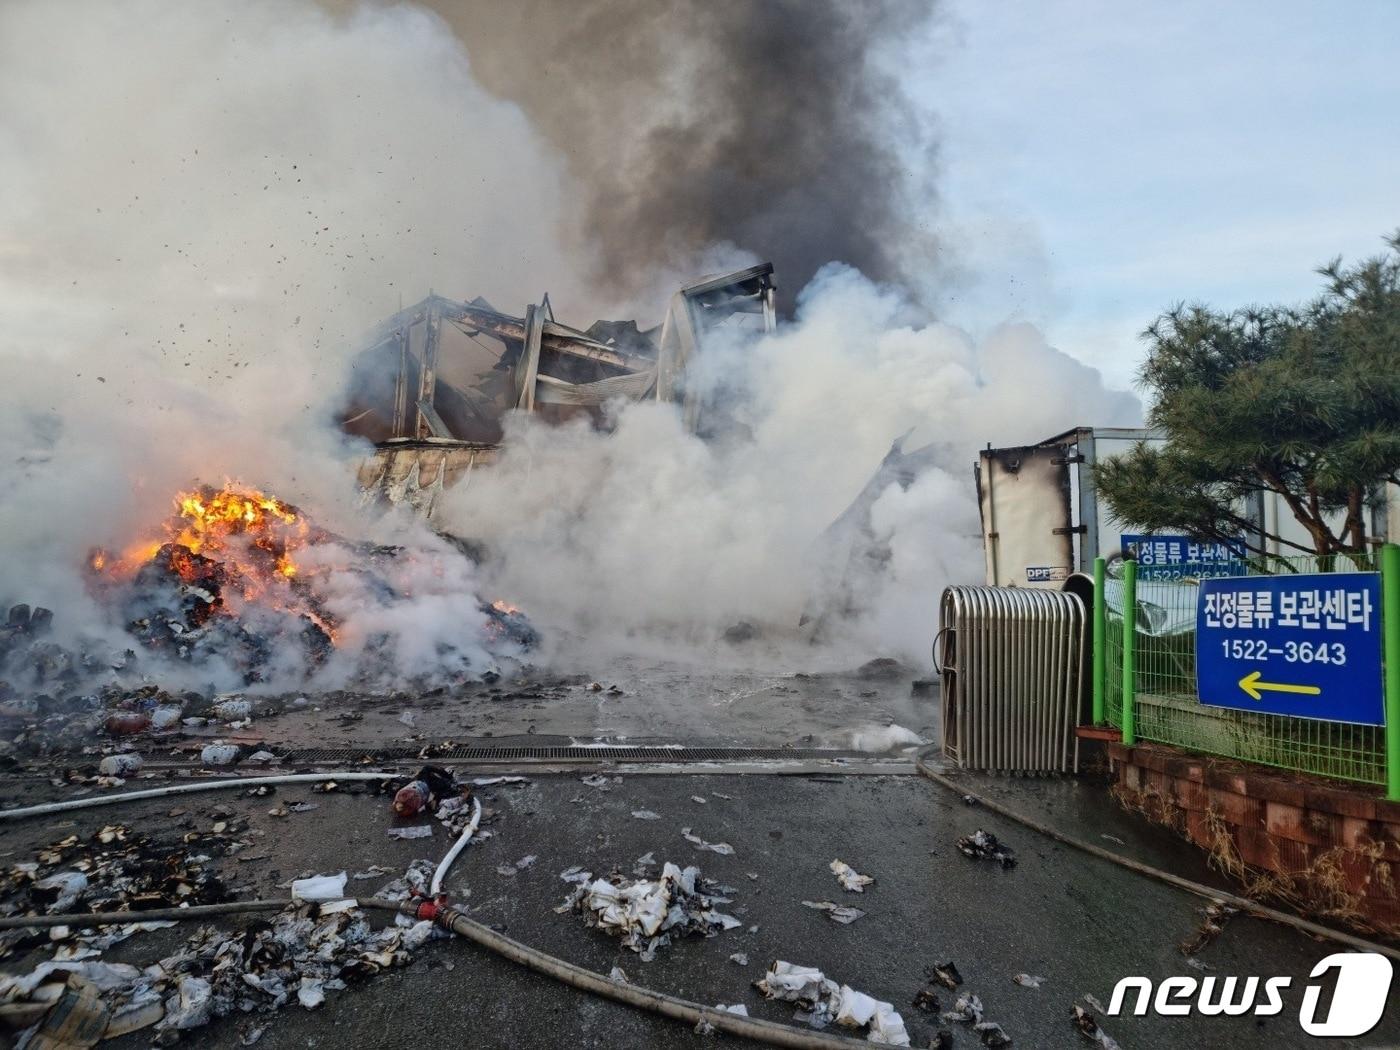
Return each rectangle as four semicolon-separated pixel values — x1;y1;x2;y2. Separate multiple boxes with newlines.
1093;557;1106;725
1121;558;1137;746
1384;543;1400;801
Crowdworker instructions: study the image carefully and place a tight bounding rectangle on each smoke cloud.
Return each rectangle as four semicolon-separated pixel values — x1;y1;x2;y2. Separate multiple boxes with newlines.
425;0;944;311
0;0;583;690
438;265;1139;667
0;0;1138;693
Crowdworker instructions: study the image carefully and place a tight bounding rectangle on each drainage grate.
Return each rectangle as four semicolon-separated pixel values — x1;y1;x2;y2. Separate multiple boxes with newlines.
276;745;852;764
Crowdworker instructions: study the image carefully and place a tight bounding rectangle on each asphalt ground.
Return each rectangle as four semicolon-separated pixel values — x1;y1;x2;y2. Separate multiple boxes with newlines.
4;769;1397;1049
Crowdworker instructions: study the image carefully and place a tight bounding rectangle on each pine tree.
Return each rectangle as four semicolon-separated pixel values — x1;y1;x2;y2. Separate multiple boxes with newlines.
1094;232;1400;558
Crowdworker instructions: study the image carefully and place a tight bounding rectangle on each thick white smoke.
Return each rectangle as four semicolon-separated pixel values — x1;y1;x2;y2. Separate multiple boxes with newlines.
0;0;583;687
1;0;1139;690
438;265;1140;667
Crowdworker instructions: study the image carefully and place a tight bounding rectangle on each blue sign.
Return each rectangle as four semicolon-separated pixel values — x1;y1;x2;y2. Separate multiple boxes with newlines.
1122;534;1247;581
1195;573;1384;725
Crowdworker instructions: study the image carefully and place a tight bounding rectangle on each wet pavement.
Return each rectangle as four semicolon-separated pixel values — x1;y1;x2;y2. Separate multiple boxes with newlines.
169;657;936;755
3;767;1398;1048
2;661;1398;1048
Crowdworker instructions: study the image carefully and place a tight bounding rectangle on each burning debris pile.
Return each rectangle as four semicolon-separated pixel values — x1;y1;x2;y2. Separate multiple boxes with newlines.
87;486;341;677
0;483;536;707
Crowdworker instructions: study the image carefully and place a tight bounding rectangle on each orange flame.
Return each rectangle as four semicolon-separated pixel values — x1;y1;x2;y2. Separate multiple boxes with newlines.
89;483;335;642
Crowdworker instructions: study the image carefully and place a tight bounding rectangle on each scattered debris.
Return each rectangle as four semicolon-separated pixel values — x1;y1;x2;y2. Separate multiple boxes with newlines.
631;810;661;821
729;952;749;966
801;900;866;925
290;873;347;902
559;862;741;958
912;984;940;1013
830;859;874;892
941;992;984;1025
755;961;910;1046
0;862;446;1045
580;774;609;788
497;855;536;877
1012;973;1044;988
975;1021;1013;1047
212;697;253;721
609;966;629;984
691;796;708;804
391;765;462;817
1100;834;1126;846
471;776;528;787
681;827;735;856
962;794;978;806
350;866;393;881
957;830;1016;868
847;724;926;753
1072;1005;1122;1049
1179;901;1237;955
930;962;963;989
200;744;240;767
387;825;433;840
97;753;142;777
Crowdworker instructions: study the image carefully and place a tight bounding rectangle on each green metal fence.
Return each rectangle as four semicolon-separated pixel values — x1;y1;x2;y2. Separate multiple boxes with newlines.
1095;545;1400;794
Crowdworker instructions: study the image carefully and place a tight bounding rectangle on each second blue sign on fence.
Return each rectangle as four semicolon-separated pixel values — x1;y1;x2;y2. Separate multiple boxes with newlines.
1195;572;1385;726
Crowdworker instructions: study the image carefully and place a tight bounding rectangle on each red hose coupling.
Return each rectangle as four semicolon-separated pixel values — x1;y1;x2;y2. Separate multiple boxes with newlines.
413;900;441;922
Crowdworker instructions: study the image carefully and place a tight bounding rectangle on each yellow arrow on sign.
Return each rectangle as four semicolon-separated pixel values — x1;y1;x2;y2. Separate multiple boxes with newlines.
1238;670;1322;702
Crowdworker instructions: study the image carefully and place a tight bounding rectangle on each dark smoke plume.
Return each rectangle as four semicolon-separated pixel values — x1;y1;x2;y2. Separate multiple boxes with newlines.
423;0;942;311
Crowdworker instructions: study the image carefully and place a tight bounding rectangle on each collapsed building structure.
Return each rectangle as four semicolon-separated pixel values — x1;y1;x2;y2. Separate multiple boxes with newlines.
344;265;776;516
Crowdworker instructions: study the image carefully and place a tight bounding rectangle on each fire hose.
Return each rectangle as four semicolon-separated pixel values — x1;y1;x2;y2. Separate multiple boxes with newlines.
0;772;874;1050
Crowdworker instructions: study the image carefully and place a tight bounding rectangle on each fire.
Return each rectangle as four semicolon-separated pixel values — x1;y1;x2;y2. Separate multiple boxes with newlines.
89;482;335;644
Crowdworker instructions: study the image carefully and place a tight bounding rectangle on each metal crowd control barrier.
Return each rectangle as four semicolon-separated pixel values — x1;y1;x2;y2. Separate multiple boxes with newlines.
935;585;1086;773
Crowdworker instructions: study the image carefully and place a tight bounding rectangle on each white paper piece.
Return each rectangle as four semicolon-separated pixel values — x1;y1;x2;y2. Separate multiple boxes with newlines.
801;900;866;924
830;859;874;892
291;873;348;902
681;827;735;856
297;977;326;1009
757;961;909;1046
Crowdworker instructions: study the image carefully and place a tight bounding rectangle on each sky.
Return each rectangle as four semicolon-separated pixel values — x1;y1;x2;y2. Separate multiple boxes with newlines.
915;1;1400;392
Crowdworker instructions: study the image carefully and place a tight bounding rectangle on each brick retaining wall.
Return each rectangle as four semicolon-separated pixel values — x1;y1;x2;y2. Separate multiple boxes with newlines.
1108;741;1400;934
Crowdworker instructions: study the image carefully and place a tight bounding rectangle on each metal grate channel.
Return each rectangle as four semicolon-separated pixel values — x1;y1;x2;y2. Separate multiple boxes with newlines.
278;745;851;764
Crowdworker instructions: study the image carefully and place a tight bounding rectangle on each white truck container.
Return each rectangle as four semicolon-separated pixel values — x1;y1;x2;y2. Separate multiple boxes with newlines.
977;425;1396;588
